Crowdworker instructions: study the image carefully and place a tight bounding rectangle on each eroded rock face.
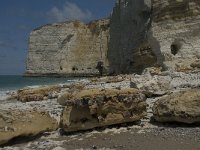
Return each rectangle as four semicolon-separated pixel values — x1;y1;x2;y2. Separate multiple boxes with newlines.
58;88;147;132
108;0;157;74
26;19;110;76
153;89;200;124
0;109;58;145
150;0;200;70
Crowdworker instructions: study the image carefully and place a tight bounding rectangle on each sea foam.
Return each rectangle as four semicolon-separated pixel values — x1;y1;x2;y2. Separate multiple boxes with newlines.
0;90;9;100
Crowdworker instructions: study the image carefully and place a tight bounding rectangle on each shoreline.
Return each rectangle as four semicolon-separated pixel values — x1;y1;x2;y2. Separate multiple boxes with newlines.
0;76;84;98
23;72;104;78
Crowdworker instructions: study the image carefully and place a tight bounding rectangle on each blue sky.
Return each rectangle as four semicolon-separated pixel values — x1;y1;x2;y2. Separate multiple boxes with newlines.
0;0;115;75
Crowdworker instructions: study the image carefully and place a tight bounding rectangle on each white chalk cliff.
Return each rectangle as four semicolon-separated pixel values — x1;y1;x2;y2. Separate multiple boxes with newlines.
26;19;110;76
25;0;200;76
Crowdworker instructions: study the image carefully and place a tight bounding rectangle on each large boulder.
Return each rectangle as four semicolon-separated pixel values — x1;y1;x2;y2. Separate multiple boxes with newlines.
0;88;63;146
153;89;200;124
58;88;147;132
0;109;58;145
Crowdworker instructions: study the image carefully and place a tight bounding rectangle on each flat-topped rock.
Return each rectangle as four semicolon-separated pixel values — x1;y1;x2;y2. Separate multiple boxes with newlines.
58;88;147;132
153;89;200;124
0;109;58;145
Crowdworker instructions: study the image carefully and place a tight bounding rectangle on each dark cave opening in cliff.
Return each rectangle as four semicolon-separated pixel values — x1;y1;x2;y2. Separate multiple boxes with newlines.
170;39;183;56
171;43;180;55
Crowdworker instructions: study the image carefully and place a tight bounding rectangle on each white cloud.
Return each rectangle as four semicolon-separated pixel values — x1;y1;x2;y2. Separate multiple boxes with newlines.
48;2;93;22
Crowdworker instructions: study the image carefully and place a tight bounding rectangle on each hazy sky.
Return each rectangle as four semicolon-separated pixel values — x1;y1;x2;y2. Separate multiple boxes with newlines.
0;0;115;75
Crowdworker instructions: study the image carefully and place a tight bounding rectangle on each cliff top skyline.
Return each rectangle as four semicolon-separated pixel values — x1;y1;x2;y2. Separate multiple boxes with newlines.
0;0;115;75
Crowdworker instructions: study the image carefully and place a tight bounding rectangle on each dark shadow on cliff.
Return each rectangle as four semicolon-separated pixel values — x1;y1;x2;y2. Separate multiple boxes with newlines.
107;0;162;75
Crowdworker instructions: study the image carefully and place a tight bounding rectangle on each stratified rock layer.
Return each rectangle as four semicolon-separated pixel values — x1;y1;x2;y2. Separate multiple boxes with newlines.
26;19;110;76
153;89;200;124
58;88;146;132
150;0;200;70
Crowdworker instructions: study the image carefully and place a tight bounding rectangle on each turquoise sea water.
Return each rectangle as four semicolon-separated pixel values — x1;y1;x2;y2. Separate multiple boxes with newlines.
0;75;80;92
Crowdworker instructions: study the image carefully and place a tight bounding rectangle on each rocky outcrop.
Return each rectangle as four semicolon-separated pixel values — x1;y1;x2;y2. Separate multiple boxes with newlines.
58;88;146;132
108;0;157;74
150;0;200;70
153;89;200;124
25;19;110;76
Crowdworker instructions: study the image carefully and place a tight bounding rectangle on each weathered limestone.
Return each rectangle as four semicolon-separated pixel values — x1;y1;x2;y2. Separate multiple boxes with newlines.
17;86;61;102
0;82;148;146
150;0;200;70
107;0;200;74
58;88;147;132
0;109;58;145
108;0;157;74
0;89;63;146
26;19;110;76
153;89;200;124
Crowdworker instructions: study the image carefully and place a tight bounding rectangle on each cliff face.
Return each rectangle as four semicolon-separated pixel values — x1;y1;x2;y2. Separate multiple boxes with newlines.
150;0;200;70
108;0;157;74
108;0;200;74
26;19;110;76
26;0;200;76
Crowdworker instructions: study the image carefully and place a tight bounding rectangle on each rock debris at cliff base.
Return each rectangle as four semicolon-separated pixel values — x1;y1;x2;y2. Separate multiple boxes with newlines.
1;67;200;147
